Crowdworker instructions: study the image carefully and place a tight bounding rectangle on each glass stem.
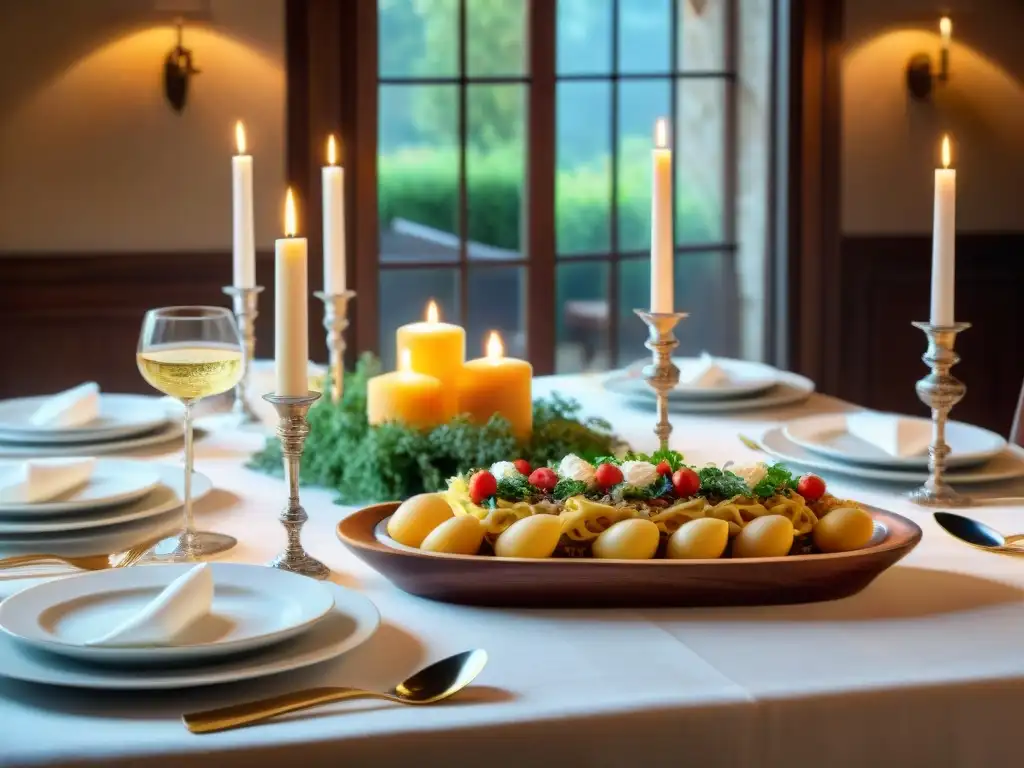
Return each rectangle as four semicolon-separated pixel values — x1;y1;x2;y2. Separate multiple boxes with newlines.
182;399;197;558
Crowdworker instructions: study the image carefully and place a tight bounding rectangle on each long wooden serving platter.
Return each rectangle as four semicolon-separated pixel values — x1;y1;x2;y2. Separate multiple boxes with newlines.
337;502;922;608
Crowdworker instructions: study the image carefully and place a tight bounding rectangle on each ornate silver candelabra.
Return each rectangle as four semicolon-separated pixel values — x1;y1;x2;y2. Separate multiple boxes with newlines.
908;321;971;507
313;290;356;404
262;391;330;579
634;309;689;451
222;285;264;423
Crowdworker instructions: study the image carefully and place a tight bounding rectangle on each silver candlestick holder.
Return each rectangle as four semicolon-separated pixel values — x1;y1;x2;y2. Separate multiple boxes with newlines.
262;390;330;579
908;321;972;507
313;290;356;404
222;285;264;423
634;309;689;451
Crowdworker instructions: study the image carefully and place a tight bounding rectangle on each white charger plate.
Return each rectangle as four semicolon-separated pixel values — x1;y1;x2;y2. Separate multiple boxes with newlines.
0;582;377;689
0;420;184;458
0;459;162;516
604;370;815;413
0;563;336;666
0;394;169;444
620;356;780;400
759;426;1024;485
0;467;210;534
783;413;1007;469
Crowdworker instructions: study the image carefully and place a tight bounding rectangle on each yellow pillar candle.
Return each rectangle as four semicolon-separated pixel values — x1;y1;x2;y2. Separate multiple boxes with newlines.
367;350;454;430
458;332;533;438
396;301;465;413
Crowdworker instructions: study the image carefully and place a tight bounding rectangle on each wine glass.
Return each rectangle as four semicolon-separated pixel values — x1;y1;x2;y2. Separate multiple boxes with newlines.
137;306;244;561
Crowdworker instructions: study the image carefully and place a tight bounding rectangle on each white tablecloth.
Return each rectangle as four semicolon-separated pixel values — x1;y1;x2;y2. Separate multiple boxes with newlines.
2;374;1024;768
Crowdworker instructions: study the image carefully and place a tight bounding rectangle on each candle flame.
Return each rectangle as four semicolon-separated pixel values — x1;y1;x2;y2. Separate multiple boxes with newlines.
235;121;247;154
425;300;439;323
654;118;669;149
939;16;952;41
284;188;297;236
399;348;412;373
486;331;504;361
327;134;337;166
941;134;951;169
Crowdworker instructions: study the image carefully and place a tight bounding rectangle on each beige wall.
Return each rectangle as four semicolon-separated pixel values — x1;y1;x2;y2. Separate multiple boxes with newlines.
0;0;285;252
843;0;1024;234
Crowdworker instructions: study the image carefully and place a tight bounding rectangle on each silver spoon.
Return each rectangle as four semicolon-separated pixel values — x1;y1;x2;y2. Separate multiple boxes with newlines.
183;649;489;734
933;512;1024;555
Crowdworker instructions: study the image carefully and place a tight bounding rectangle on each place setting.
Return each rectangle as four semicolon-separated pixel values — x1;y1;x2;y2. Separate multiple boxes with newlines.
0;382;184;458
602;352;816;414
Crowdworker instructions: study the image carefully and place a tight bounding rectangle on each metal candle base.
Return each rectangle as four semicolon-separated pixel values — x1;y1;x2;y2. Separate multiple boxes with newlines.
222;285;264;424
907;321;972;507
313;290;356;404
262;391;330;579
634;309;689;451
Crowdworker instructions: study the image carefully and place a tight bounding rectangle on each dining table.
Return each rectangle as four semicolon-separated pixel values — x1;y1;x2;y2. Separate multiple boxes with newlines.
2;371;1024;768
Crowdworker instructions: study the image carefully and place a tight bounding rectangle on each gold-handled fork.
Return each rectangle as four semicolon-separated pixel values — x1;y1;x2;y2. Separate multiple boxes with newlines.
738;434;764;452
0;536;163;573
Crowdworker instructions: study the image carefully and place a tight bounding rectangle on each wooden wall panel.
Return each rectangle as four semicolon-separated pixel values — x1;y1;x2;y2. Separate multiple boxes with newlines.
0;252;315;397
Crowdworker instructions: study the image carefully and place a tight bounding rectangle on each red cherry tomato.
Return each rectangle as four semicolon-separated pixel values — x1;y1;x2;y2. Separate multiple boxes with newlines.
672;467;700;497
513;458;531;476
797;473;826;502
528;467;558;491
595;462;624;488
655;460;673;477
469;470;498;504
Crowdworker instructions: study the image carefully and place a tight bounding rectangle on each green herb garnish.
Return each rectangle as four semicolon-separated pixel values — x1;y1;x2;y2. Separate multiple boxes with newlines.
247;354;625;503
617;474;673;500
617;448;686;471
750;464;798;498
496;474;534;501
553;478;590;500
697;465;751;499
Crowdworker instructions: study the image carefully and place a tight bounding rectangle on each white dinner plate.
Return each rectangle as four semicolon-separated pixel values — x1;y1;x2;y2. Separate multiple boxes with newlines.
0;467;210;535
0;459;162;516
604;370;815;413
620;356;780;400
783;413;1007;470
759;426;1024;485
0;420;185;458
0;582;377;689
0;394;170;444
0;563;336;666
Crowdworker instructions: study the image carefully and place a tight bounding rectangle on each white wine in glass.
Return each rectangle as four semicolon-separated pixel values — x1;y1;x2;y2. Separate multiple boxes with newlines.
137;307;244;561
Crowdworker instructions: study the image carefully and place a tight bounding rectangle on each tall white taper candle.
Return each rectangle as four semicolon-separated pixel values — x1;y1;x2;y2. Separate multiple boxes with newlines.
931;135;956;326
275;188;309;396
650;118;674;313
232;121;255;289
322;135;346;293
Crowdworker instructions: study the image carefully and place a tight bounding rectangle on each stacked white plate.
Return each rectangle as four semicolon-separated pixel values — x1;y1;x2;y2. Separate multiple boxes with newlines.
0;563;379;689
0;459;213;556
757;412;1024;486
603;356;815;413
0;393;182;458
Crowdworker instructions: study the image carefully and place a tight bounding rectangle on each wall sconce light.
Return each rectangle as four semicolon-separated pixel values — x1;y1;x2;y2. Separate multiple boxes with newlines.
907;16;952;100
164;18;201;113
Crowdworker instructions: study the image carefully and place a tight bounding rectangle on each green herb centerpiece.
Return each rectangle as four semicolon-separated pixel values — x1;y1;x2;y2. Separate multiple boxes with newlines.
248;355;626;503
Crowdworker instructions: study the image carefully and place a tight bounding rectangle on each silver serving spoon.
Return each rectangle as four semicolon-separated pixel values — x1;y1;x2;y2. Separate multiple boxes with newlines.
933;512;1024;555
183;649;488;734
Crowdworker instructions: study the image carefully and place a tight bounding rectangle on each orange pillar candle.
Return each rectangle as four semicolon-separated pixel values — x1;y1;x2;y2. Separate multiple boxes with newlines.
396;301;465;413
458;332;533;438
367;350;453;430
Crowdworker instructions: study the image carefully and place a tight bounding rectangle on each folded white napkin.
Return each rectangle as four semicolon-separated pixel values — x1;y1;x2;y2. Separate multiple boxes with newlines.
846;412;932;458
29;382;100;428
680;352;730;388
0;457;96;504
86;564;214;647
